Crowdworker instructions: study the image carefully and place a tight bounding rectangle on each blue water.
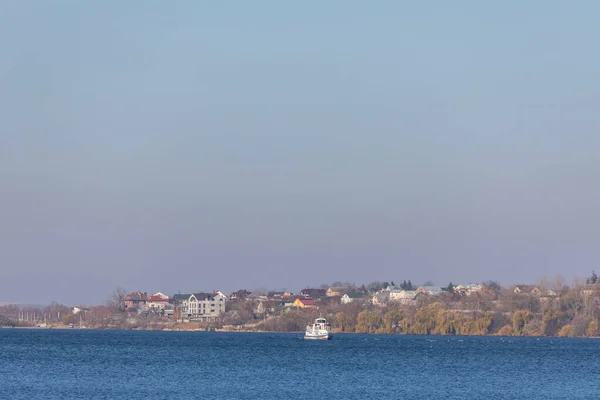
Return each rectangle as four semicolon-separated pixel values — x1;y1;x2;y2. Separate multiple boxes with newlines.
1;330;600;399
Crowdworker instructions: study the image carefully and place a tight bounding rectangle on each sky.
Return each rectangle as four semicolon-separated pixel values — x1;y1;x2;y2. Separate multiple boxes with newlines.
1;1;599;305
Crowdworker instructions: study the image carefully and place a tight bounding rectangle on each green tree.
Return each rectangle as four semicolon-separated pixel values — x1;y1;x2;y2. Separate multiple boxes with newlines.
400;280;415;290
586;271;598;285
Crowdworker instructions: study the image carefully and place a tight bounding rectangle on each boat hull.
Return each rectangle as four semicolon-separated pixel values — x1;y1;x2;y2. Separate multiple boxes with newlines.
304;333;332;340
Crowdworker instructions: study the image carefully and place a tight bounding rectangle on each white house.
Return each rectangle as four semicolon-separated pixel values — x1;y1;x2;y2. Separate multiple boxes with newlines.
454;284;484;296
389;290;419;305
341;293;367;304
372;291;390;306
146;292;170;310
416;286;444;296
182;292;227;321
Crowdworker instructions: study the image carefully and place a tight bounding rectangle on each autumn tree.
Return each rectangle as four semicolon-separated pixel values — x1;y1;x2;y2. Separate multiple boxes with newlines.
512;310;535;336
383;309;404;333
541;311;566;336
355;311;382;333
586;319;599;337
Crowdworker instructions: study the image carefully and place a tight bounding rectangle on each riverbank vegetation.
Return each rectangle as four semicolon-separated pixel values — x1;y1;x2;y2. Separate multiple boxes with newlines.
243;275;600;338
3;274;600;338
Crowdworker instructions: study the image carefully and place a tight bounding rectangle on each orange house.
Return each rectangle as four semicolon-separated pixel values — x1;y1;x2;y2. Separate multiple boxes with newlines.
292;298;318;309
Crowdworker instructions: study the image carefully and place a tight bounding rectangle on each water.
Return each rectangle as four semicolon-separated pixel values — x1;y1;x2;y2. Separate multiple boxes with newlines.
1;330;600;399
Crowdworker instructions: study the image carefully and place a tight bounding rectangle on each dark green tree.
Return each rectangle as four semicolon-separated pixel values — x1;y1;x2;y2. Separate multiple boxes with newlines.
586;271;598;285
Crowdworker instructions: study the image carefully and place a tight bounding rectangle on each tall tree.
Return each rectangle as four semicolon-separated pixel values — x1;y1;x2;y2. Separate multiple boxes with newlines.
586;271;598;285
108;287;127;312
483;280;502;294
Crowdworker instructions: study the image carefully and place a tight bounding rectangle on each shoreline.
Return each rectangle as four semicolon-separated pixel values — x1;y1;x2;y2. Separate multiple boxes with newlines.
3;325;599;339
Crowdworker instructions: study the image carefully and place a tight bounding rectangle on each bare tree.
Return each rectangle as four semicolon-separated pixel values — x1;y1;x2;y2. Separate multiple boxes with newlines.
551;275;568;294
108;287;127;312
483;280;502;294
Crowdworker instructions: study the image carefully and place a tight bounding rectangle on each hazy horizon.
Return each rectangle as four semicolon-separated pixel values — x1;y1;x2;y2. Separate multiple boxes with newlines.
2;1;599;305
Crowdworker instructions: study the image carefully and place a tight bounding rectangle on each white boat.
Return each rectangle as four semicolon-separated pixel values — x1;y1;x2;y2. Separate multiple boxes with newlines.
304;318;332;340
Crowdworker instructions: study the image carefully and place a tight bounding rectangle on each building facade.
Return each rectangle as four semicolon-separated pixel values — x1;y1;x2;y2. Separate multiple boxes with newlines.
180;292;227;321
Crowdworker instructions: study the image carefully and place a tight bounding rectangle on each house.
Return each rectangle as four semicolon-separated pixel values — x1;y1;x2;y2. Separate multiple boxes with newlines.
72;306;88;315
229;289;251;301
254;300;274;317
580;284;600;297
372;290;391;306
539;289;560;303
300;289;327;299
124;292;147;309
327;287;356;297
341;293;368;305
247;292;269;302
389;290;419;305
291;298;318;309
180;292;227;321
513;285;542;297
416;286;444;296
267;291;293;299
454;284;484;296
254;301;267;317
172;293;191;305
146;292;170;311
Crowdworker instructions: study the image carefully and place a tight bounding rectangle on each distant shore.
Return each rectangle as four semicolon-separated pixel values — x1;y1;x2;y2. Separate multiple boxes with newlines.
4;325;600;339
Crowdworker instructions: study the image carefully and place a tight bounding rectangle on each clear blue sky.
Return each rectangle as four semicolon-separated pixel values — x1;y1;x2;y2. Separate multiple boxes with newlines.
1;1;599;305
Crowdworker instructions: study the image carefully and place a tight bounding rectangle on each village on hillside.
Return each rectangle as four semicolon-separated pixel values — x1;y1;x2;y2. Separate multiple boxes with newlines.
2;273;600;338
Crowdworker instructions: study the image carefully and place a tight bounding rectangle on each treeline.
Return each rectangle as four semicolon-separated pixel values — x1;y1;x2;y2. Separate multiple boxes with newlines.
252;301;600;338
246;274;600;338
337;303;494;335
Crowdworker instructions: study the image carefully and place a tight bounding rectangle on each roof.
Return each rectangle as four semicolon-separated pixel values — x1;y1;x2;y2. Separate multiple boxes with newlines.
191;292;215;301
298;299;316;306
172;293;191;301
418;286;444;294
328;287;357;293
125;292;147;301
455;283;482;289
390;290;418;299
300;289;327;296
514;285;540;292
344;292;367;299
147;295;169;302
